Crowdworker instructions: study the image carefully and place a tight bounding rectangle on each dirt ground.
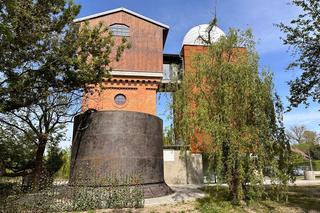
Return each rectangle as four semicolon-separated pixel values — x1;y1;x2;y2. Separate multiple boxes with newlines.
95;201;199;213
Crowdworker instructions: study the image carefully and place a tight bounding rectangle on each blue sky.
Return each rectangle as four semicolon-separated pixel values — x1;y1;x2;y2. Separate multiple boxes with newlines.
61;0;319;148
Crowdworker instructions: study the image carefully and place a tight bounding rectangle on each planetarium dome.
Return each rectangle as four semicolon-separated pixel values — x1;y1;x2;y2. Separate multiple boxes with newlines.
182;24;225;46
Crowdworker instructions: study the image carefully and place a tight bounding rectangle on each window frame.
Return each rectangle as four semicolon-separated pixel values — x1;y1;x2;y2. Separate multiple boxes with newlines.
109;23;130;37
114;94;127;106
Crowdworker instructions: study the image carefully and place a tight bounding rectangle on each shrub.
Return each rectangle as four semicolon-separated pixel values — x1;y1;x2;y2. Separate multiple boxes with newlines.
1;174;144;212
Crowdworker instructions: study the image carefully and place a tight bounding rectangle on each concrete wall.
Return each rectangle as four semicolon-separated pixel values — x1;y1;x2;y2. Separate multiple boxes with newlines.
163;149;203;185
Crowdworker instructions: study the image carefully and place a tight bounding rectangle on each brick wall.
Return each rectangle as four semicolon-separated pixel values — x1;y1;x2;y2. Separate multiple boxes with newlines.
83;77;160;115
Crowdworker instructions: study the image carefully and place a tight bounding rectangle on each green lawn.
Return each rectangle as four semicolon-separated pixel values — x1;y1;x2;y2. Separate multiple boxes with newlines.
196;185;320;213
1;179;320;212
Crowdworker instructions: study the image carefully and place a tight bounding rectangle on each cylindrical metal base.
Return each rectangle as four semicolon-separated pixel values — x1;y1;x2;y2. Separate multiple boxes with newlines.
69;110;172;198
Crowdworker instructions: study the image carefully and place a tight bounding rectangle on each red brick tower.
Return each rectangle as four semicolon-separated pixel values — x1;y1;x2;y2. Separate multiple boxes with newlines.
180;24;226;153
75;8;169;115
71;8;173;198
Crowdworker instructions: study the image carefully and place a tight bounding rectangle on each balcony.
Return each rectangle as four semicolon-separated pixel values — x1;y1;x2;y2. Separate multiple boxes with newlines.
160;54;182;91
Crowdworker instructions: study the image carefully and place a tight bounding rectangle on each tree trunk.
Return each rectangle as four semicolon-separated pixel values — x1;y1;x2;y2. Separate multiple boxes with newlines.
230;175;240;203
30;140;47;191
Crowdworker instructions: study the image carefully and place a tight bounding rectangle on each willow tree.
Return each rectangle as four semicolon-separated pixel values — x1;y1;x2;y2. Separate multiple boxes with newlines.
173;29;293;203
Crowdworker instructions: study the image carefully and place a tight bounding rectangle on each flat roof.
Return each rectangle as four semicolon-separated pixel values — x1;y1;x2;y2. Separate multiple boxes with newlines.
74;7;169;29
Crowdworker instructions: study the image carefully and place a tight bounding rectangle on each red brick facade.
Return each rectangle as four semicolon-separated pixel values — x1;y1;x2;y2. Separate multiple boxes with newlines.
78;9;168;115
83;77;160;115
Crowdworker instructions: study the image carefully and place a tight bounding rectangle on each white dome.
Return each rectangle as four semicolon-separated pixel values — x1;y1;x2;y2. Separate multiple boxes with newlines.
182;24;225;46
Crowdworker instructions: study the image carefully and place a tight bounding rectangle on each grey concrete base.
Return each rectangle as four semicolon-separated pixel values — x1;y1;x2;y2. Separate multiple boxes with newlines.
304;171;316;180
163;150;203;185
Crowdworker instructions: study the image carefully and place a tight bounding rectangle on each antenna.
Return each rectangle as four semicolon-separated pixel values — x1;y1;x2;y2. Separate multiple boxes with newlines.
205;0;219;44
214;0;217;21
210;0;218;27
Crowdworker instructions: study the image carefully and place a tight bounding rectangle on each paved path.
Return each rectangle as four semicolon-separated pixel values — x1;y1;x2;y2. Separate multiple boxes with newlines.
145;179;320;206
145;184;205;206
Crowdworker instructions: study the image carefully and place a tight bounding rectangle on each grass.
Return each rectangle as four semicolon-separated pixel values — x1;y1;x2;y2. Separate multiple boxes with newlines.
195;185;320;213
286;185;320;212
2;177;320;212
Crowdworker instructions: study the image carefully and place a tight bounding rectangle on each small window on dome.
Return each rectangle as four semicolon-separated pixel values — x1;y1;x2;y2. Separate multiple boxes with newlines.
110;24;130;37
114;94;127;105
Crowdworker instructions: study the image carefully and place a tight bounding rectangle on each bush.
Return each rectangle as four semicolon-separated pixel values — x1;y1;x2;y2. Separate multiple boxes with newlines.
310;145;320;160
0;174;144;212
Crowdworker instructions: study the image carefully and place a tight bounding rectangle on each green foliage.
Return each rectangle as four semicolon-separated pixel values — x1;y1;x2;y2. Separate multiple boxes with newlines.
0;90;71;186
0;126;37;177
0;0;129;190
302;130;319;144
1;174;144;212
0;0;130;112
291;152;305;165
310;145;320;160
294;143;312;153
277;0;320;108
163;126;174;146
45;145;64;176
173;29;292;203
292;137;320;160
55;148;71;179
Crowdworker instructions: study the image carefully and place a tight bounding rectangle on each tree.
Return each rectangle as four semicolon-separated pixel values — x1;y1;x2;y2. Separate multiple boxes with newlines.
163;126;174;146
292;129;320;168
0;0;129;112
310;145;320;160
277;0;320;108
173;29;292;203
0;0;129;190
0;126;37;177
0;90;77;190
55;148;71;179
286;125;306;144
302;130;319;144
45;145;65;178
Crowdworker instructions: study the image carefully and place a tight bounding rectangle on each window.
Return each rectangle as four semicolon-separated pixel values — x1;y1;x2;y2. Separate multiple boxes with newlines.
114;94;127;105
110;24;130;37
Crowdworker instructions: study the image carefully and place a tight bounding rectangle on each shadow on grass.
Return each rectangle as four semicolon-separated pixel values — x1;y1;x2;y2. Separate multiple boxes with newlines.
285;185;320;212
196;185;320;213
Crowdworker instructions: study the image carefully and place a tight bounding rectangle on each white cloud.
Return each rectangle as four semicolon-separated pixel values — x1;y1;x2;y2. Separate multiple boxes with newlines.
284;108;320;131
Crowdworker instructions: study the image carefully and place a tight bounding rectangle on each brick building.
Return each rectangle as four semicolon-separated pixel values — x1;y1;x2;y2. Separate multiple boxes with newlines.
73;7;227;185
75;8;169;115
76;7;225;116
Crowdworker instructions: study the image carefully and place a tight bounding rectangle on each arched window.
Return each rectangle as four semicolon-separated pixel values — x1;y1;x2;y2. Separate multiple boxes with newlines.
110;24;130;37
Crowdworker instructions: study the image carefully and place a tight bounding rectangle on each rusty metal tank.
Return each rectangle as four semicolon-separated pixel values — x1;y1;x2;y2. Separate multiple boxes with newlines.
69;110;172;198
